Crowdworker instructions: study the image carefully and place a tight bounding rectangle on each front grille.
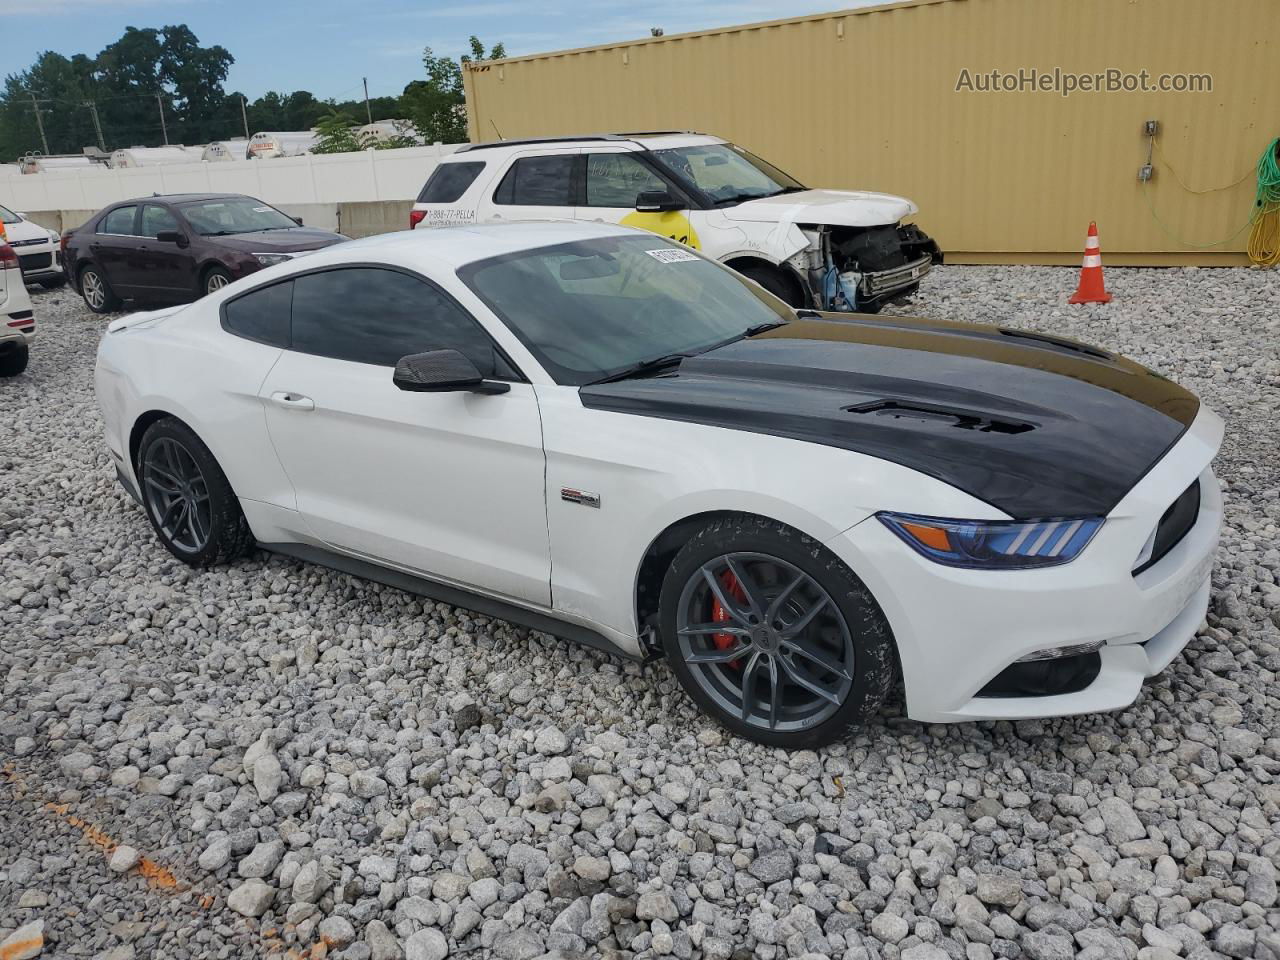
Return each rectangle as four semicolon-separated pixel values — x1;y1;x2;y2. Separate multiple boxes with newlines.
19;253;52;270
1134;479;1200;575
9;238;45;248
861;255;932;296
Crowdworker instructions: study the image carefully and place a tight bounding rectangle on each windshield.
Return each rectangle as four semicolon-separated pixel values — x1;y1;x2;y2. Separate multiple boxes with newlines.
648;142;805;206
459;234;791;385
180;197;298;236
0;205;21;224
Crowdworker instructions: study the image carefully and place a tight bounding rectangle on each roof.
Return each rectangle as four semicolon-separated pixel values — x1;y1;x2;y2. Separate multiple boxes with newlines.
453;132;721;154
456;132;701;153
114;193;251;205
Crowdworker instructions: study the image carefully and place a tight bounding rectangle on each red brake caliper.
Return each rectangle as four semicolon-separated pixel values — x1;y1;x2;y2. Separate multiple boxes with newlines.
711;571;748;669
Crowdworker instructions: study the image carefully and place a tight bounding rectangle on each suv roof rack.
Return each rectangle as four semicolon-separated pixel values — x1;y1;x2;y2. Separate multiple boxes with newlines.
456;131;704;152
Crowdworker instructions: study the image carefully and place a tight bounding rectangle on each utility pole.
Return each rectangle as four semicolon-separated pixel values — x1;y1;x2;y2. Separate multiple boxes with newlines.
363;77;373;124
156;93;169;145
84;100;105;152
29;92;50;155
240;95;250;139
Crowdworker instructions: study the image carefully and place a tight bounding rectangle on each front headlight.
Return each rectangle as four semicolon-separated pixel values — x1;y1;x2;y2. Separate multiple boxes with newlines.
254;253;293;266
877;512;1104;569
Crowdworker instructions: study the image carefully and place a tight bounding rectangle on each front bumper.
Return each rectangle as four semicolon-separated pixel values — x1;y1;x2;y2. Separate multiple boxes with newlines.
10;240;62;282
829;406;1224;723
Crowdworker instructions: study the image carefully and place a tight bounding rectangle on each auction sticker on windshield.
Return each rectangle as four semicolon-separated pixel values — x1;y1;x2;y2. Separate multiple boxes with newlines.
645;248;701;264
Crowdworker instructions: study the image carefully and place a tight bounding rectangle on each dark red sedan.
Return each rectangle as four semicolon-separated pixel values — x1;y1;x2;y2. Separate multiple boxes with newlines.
62;193;348;313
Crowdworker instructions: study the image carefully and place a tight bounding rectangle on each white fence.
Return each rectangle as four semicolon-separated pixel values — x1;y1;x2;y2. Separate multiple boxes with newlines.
0;143;463;212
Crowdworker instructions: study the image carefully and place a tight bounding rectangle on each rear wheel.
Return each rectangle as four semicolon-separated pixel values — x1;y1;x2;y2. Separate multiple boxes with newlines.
660;514;896;748
136;418;254;567
0;344;29;377
79;264;121;313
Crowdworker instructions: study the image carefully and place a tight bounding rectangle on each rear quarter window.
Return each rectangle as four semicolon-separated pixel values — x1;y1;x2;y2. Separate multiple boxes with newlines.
418;162;486;203
222;280;293;347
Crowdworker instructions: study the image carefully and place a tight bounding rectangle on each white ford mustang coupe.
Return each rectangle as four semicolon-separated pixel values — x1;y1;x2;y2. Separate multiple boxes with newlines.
95;221;1222;748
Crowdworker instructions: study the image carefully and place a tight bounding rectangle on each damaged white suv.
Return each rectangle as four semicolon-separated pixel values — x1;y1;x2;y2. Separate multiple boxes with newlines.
410;133;940;313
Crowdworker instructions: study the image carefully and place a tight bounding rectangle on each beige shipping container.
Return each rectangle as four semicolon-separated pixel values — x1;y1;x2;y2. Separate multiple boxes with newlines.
463;0;1279;265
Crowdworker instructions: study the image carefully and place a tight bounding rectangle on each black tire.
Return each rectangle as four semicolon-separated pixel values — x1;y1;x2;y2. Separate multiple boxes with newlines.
737;263;806;308
202;266;232;297
136;417;254;567
79;263;121;313
659;514;895;748
39;276;67;289
0;343;29;377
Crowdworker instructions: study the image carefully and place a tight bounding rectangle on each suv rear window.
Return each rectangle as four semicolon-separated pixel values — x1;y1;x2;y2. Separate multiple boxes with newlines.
418;162;485;203
493;155;575;206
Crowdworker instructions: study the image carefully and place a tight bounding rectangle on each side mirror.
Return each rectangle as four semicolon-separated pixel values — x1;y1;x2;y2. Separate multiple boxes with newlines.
635;190;684;213
155;230;188;247
292;216;304;226
393;349;510;395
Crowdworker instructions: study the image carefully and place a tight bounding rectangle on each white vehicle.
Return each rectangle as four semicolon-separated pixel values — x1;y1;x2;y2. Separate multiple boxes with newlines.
1;239;36;376
410;133;941;313
95;222;1221;747
247;131;318;159
0;204;64;288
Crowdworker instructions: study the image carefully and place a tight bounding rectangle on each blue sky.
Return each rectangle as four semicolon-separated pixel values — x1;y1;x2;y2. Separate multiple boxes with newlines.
1;0;862;101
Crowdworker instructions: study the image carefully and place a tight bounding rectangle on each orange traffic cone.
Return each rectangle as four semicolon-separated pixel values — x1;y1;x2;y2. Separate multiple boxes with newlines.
1068;221;1111;304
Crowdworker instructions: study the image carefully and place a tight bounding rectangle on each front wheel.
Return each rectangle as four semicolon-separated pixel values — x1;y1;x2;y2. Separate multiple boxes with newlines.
136;418;254;567
203;267;232;296
79;264;121;313
660;515;896;748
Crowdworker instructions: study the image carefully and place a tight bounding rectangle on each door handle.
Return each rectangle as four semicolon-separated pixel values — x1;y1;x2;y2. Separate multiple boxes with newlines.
270;391;315;411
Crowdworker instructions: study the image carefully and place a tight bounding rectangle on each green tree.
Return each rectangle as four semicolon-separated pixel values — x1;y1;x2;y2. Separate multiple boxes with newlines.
402;36;505;144
0;51;98;158
0;24;232;157
311;110;363;154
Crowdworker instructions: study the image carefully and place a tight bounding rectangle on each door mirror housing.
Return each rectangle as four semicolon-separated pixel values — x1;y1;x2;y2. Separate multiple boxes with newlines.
292;216;304;226
155;230;189;247
635;190;684;213
393;349;510;395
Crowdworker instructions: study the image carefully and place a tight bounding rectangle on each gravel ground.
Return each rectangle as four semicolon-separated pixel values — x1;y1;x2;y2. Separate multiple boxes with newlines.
2;266;1278;960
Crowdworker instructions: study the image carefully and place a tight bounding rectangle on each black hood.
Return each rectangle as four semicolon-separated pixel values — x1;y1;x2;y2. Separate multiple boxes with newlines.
579;316;1199;519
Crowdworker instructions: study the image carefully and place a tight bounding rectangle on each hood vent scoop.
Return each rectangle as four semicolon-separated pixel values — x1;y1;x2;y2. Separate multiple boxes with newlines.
997;328;1111;360
845;399;1034;435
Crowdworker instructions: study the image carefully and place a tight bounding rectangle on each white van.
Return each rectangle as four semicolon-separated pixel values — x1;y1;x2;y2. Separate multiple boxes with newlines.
408;132;940;312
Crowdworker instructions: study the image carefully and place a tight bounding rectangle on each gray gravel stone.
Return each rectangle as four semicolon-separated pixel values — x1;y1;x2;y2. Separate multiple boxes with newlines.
227;879;275;917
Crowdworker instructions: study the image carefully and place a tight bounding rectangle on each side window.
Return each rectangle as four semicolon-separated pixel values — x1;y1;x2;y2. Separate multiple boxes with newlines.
99;205;137;235
140;205;180;239
418;162;486;203
223;280;293;347
290;267;511;376
585;153;667;207
493;155;574;206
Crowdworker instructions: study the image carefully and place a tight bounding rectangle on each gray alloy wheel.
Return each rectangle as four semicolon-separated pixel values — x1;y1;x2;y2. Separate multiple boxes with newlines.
675;551;855;734
81;267;108;310
141;436;213;555
205;269;231;294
